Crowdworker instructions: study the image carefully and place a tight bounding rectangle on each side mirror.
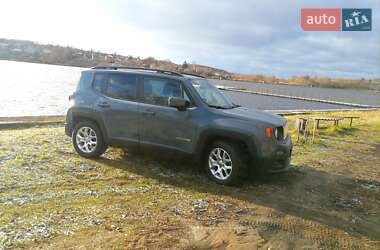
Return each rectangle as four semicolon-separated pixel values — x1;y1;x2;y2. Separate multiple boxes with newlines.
168;97;190;111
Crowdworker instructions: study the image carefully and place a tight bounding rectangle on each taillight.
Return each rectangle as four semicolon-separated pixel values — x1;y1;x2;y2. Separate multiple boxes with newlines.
69;93;75;101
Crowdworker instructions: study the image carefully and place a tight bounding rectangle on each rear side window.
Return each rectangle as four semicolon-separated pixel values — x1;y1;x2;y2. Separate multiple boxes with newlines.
77;71;93;91
92;73;107;93
143;77;190;106
105;73;137;100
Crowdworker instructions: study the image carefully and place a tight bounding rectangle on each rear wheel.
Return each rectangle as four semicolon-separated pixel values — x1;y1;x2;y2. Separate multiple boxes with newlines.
205;141;244;185
72;121;107;158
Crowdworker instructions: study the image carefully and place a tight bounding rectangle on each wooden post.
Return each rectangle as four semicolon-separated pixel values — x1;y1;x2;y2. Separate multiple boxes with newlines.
311;119;317;143
305;119;310;144
350;117;353;126
296;121;300;143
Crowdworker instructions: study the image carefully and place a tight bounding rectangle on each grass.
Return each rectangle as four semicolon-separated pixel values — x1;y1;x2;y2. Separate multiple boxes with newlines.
0;110;379;249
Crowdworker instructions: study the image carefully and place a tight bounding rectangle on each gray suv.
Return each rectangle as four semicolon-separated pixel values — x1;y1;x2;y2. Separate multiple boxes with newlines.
65;66;292;185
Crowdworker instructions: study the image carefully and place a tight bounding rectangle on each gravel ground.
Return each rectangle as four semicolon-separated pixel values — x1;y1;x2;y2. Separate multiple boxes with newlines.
0;110;379;249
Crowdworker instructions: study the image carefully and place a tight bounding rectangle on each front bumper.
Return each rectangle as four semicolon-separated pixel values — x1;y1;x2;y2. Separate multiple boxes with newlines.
254;136;293;174
257;154;293;173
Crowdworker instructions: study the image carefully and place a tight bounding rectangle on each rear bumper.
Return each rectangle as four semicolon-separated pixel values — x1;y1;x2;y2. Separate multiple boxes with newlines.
65;122;71;137
65;109;73;137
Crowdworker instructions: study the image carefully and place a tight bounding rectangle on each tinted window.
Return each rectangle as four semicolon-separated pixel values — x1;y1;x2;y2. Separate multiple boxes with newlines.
105;73;137;100
77;71;93;91
92;73;107;93
143;77;189;106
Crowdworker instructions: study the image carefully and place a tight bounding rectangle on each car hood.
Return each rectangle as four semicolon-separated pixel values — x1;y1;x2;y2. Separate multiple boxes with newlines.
220;107;286;126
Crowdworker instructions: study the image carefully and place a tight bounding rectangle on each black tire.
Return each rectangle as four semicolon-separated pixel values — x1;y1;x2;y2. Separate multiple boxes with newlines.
72;121;107;158
204;140;245;185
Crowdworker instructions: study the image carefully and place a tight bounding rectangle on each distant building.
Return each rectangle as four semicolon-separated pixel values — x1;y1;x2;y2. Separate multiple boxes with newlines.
24;46;36;54
42;48;52;54
11;48;22;53
105;54;115;63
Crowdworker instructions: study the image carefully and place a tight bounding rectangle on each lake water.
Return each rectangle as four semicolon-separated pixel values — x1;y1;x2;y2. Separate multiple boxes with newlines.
215;79;380;106
0;60;374;117
0;60;82;117
223;90;351;111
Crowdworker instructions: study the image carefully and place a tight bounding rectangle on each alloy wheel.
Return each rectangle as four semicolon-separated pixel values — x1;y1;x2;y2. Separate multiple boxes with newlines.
76;126;97;153
208;147;233;180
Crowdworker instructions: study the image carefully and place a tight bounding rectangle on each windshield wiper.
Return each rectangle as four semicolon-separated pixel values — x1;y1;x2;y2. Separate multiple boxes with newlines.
208;104;229;109
232;103;241;108
208;104;235;109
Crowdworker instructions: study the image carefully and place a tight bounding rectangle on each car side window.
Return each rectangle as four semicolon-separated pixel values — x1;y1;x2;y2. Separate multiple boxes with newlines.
92;73;107;93
105;73;137;100
143;77;190;106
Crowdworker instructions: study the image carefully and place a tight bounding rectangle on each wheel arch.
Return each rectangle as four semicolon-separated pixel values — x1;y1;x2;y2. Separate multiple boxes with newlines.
69;110;108;141
194;129;257;164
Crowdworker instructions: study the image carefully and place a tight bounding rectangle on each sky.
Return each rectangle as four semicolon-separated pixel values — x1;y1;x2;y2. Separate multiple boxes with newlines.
0;0;379;79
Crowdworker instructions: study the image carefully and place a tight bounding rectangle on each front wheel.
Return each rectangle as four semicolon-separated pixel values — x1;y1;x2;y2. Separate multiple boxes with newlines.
72;121;107;158
205;141;244;185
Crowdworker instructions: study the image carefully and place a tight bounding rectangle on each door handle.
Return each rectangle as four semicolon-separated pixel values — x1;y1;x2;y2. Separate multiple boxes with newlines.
97;101;110;108
142;110;156;116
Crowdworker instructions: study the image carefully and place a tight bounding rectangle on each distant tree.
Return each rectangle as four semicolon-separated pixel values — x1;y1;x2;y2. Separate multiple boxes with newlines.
256;74;265;82
303;75;311;83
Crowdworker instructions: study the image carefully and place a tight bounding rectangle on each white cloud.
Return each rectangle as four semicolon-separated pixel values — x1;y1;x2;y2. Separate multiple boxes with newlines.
0;0;378;78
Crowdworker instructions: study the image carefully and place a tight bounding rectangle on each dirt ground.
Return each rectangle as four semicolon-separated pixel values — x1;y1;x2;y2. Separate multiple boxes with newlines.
0;110;379;249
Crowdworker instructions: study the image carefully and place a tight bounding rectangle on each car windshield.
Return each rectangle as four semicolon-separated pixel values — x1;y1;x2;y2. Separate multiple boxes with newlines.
191;79;235;109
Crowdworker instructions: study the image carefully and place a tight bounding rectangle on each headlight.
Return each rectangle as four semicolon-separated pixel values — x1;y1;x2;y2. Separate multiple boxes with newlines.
275;123;288;140
283;123;288;139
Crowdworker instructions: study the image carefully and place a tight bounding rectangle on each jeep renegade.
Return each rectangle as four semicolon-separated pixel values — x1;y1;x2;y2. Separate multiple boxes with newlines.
65;66;292;185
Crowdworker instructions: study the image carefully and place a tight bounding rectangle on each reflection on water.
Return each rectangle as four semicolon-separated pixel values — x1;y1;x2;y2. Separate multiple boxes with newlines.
223;90;351;111
214;79;380;106
0;60;82;117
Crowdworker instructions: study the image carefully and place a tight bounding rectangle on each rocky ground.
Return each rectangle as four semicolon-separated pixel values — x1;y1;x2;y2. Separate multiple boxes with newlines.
0;110;379;249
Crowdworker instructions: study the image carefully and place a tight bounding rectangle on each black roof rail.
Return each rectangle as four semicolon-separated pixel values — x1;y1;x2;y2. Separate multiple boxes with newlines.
91;66;184;77
181;72;206;78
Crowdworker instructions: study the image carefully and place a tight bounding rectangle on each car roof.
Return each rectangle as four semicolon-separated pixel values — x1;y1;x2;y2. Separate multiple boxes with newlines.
85;66;206;80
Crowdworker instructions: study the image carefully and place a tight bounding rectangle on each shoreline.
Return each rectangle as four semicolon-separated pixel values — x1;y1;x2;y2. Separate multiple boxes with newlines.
1;108;378;128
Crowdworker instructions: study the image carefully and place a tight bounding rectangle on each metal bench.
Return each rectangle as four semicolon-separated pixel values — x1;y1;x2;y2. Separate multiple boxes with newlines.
340;116;360;126
314;117;344;129
296;116;361;144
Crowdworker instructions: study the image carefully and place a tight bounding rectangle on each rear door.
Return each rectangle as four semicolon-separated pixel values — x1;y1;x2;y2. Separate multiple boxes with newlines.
93;72;140;143
139;76;195;153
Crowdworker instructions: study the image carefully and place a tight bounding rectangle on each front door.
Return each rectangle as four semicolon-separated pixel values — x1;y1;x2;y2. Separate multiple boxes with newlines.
139;76;195;153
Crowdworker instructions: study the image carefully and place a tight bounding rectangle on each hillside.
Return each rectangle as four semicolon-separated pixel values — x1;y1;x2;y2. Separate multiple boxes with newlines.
0;38;231;80
0;38;378;89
